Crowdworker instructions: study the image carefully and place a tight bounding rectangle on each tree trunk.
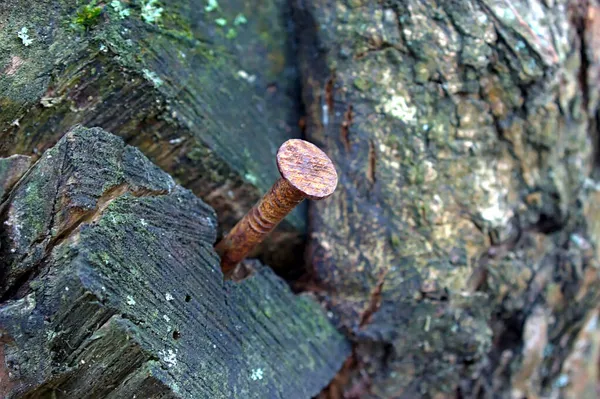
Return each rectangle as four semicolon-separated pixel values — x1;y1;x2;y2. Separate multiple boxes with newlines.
0;126;350;398
294;0;600;397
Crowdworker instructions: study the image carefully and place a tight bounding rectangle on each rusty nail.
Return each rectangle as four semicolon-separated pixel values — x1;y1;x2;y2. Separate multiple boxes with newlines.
215;139;338;276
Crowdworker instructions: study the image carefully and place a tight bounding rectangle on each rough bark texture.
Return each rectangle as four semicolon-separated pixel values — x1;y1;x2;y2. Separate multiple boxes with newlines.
0;126;350;398
0;0;305;269
294;0;600;397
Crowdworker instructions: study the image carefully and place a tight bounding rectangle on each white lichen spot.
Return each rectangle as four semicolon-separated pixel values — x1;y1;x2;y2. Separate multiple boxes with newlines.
99;43;107;53
233;14;247;26
126;295;136;305
8;293;37;316
165;292;174;301
584;177;600;191
65;286;69;292
583;311;598;332
141;0;163;24
205;0;218;12
250;368;264;381
322;103;329;126
379;95;417;123
46;330;57;341
480;201;508;224
159;349;178;368
163;314;171;322
570;234;590;250
423;160;437;183
474;162;513;226
110;1;130;19
40;96;61;108
142;69;163;88
17;27;33;47
555;373;569;388
140;218;148;226
237;70;256;83
244;173;258;185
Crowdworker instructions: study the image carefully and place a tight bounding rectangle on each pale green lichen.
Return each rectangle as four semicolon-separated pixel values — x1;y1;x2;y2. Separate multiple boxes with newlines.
233;14;247;26
159;348;178;368
215;18;227;26
205;0;218;12
110;0;130;19
244;173;258;185
141;0;163;24
382;95;417;122
142;69;163;88
17;27;33;46
250;368;264;381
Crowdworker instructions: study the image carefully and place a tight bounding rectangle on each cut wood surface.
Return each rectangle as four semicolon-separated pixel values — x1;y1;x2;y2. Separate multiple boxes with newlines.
294;0;600;397
0;0;305;238
0;126;350;399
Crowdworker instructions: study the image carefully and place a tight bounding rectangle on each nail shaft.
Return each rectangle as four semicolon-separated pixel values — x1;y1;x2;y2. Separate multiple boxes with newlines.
215;139;337;276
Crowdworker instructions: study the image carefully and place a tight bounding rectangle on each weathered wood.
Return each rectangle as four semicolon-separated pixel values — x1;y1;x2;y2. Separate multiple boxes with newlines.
0;155;31;203
294;0;600;397
0;126;350;398
0;0;305;243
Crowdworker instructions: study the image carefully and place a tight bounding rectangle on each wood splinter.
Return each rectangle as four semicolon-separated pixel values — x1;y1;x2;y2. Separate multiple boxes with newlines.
215;139;338;277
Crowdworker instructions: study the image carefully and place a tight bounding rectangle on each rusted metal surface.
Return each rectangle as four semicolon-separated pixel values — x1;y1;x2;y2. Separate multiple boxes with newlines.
216;139;337;276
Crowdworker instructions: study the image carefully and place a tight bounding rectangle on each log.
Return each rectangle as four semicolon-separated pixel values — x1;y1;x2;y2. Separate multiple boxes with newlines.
0;0;305;254
0;126;350;398
294;0;600;397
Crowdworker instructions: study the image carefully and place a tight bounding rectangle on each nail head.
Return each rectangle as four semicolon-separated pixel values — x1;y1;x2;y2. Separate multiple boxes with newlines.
276;139;338;200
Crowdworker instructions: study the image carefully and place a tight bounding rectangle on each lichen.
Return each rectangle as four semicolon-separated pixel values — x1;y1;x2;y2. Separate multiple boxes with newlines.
205;0;218;13
141;0;163;24
233;14;247;26
250;368;264;381
17;27;33;46
142;68;163;88
110;0;130;19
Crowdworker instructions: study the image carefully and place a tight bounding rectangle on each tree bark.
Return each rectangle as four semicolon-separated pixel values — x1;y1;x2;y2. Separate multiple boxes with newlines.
294;0;600;397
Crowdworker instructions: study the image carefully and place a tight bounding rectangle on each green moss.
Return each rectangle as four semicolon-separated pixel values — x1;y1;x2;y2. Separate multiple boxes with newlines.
75;4;103;29
226;28;237;40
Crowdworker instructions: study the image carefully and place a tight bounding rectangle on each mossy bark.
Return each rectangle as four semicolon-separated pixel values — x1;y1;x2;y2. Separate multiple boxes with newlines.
0;126;350;398
0;0;305;255
294;0;600;397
